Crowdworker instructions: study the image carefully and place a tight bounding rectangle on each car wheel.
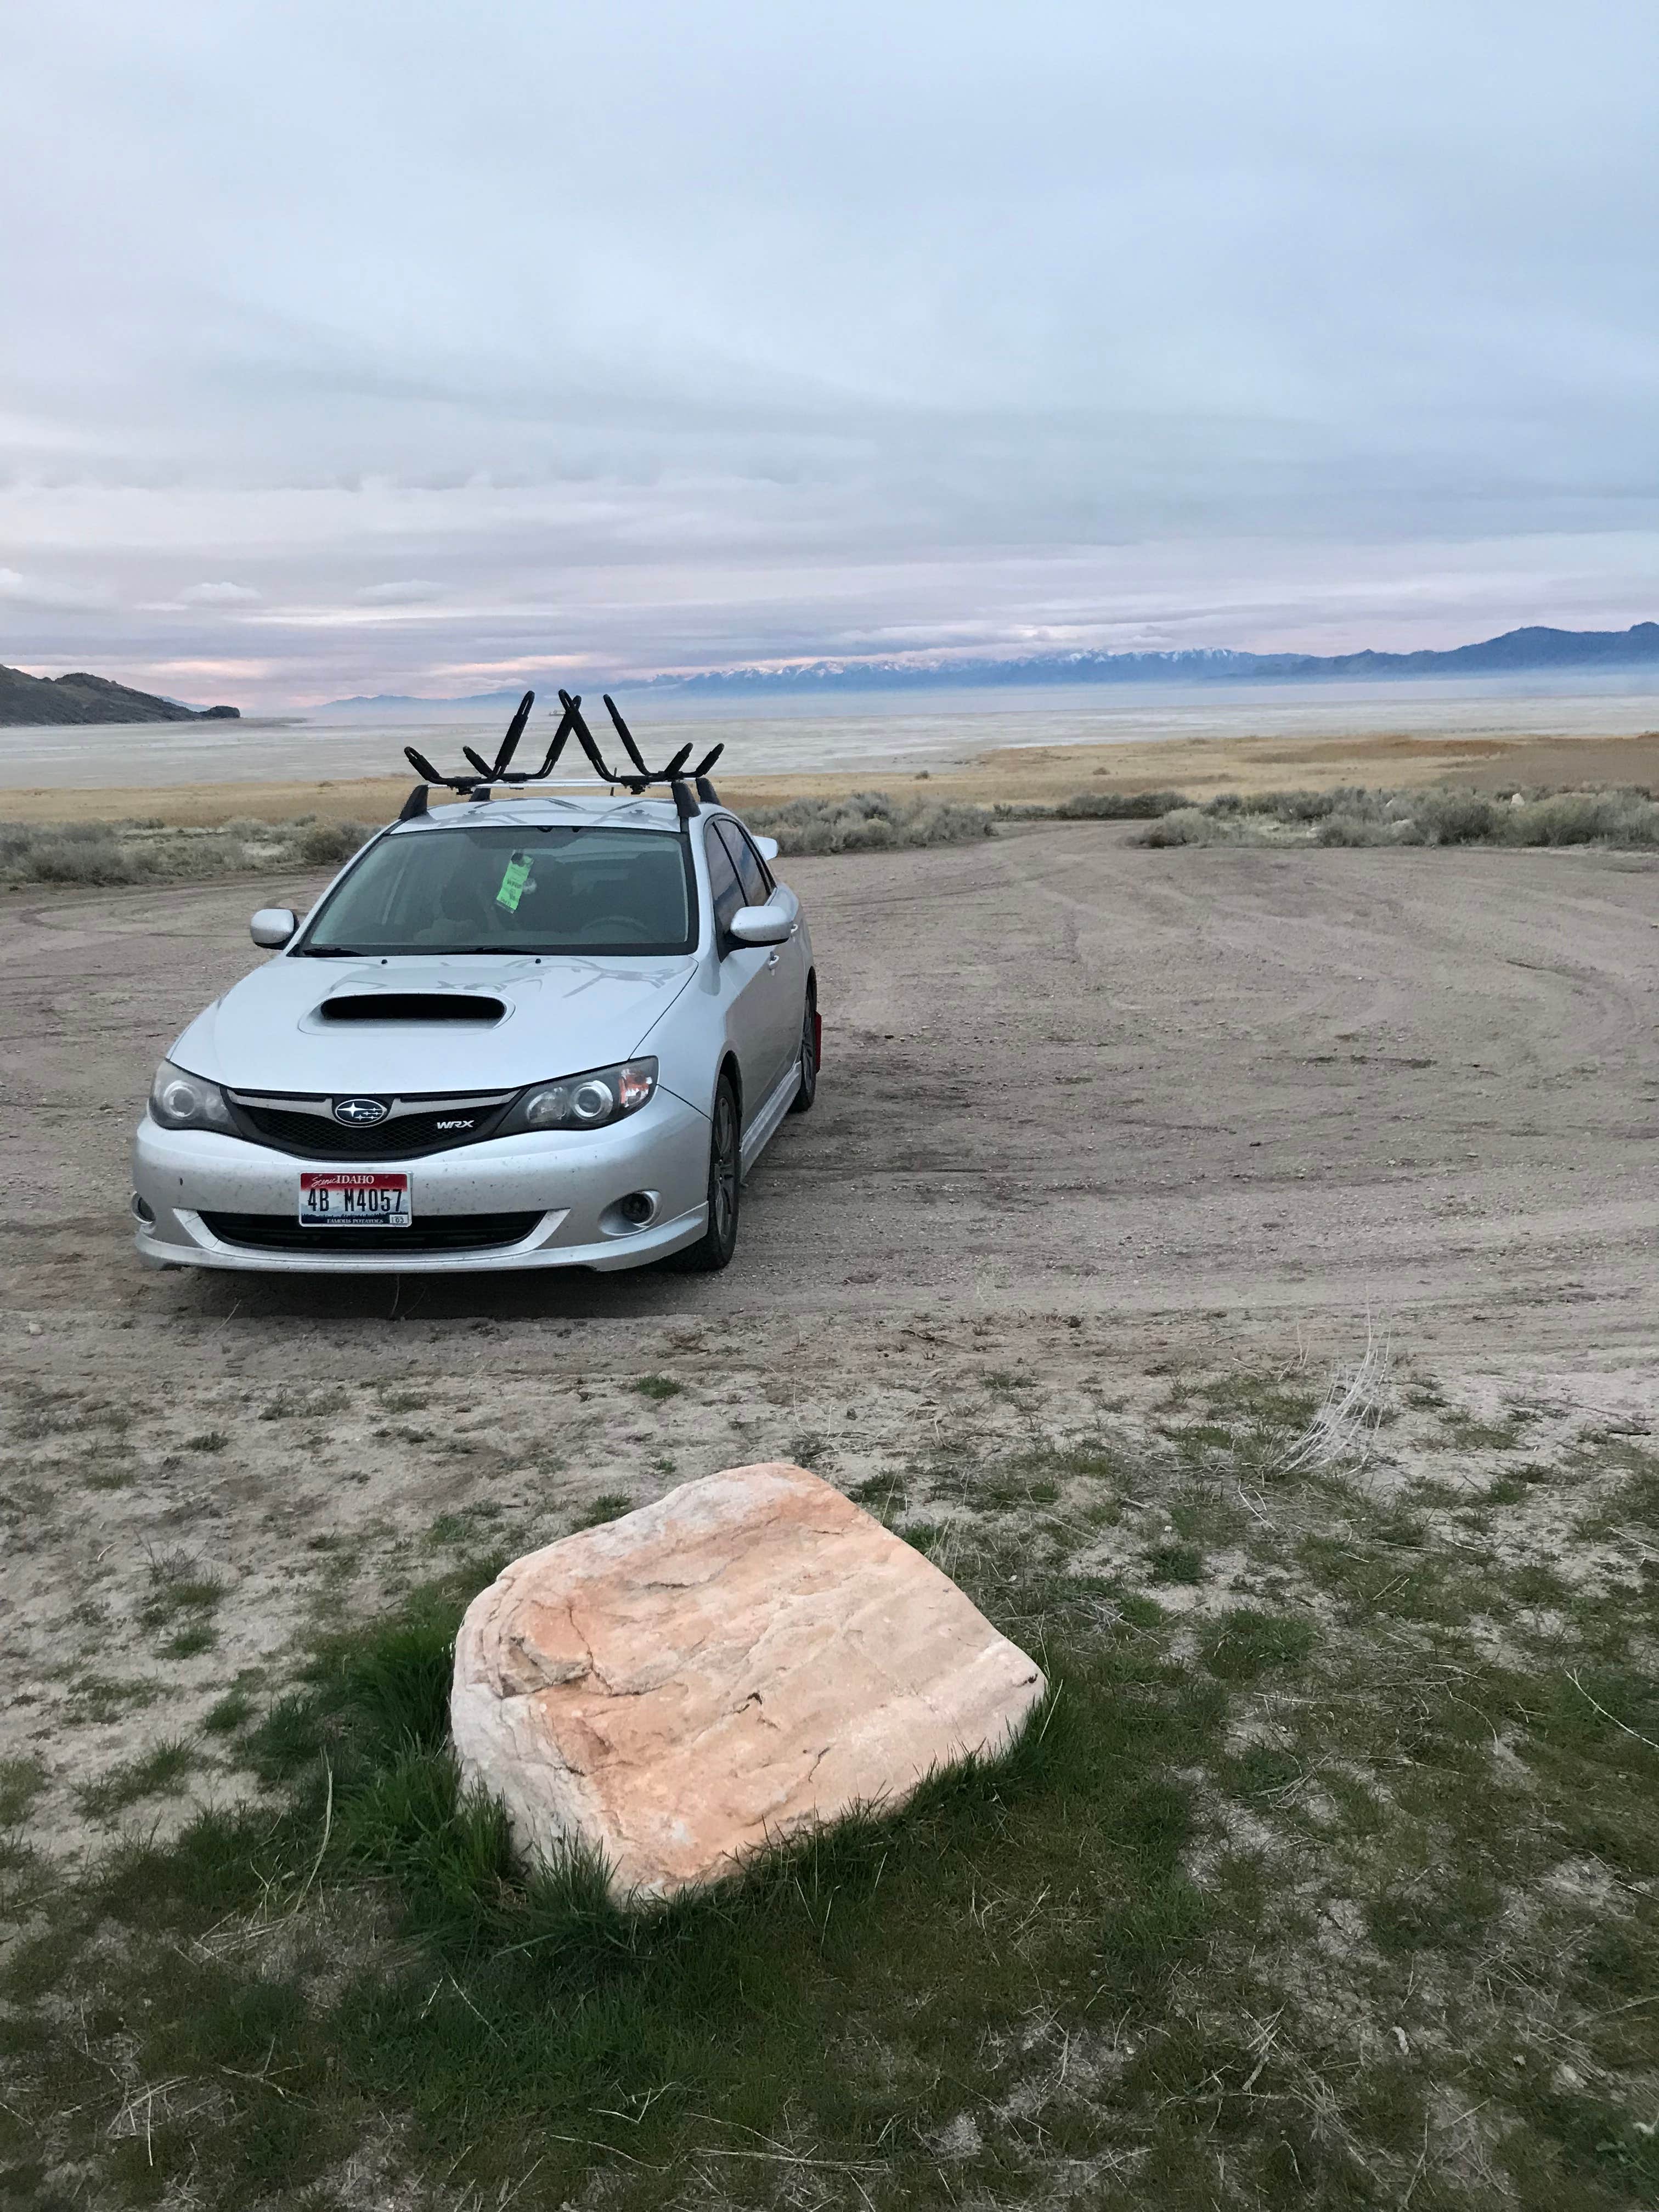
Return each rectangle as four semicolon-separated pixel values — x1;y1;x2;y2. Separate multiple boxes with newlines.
787;988;817;1114
672;1071;741;1271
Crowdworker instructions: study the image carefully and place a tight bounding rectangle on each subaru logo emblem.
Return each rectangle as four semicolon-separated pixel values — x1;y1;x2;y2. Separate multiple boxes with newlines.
333;1096;390;1126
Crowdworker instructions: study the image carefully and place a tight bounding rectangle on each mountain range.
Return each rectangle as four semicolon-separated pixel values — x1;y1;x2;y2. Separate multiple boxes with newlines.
0;664;240;726
9;622;1656;725
316;621;1659;709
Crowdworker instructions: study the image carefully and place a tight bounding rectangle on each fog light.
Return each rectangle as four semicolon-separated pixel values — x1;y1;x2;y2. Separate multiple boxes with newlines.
618;1190;656;1226
131;1192;155;1225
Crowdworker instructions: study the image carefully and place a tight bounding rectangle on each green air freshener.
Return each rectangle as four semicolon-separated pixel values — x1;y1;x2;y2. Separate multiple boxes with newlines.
495;853;533;912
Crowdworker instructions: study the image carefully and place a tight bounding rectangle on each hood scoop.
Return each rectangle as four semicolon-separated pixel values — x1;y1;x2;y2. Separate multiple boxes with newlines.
317;992;507;1025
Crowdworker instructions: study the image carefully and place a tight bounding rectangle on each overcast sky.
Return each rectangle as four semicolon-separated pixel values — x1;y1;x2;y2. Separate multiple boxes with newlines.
3;1;1656;707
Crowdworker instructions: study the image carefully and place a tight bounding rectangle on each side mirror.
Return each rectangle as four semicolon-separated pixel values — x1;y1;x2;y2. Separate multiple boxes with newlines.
728;904;792;947
752;834;780;862
250;907;297;949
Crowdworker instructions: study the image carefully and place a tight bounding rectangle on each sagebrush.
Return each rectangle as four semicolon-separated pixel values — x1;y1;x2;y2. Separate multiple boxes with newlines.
743;789;995;855
1130;783;1659;849
0;815;370;889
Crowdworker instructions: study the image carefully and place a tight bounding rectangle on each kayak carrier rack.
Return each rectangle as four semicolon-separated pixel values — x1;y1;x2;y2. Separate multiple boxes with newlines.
397;690;723;821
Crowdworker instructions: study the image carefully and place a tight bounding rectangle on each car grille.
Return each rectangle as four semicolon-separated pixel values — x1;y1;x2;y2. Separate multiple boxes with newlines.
225;1091;515;1160
199;1210;545;1254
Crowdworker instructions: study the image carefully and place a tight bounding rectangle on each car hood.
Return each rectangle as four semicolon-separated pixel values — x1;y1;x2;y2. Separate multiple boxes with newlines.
170;954;697;1094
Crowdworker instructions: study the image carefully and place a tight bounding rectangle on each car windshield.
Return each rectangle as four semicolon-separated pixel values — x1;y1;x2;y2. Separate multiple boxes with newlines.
298;822;696;957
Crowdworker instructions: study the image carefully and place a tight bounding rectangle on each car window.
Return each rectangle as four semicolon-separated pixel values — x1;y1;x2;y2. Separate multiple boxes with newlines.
704;823;744;940
715;819;772;907
298;824;696;956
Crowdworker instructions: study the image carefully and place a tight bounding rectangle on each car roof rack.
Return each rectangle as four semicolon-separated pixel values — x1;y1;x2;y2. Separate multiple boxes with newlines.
398;689;724;819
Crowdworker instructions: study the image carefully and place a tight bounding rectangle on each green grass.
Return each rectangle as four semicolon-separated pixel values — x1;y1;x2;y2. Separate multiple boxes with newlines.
75;1737;196;1821
631;1374;684;1402
62;1671;159;1724
0;1758;46;1827
139;1551;225;1659
573;1492;634;1530
6;1370;1659;2209
1147;1540;1206;1584
7;1564;1229;2207
203;1688;257;1735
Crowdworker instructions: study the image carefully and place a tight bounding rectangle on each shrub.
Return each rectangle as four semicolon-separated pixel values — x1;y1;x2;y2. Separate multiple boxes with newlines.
744;792;994;856
0;828;152;885
1315;811;1403;847
1053;788;1190;820
1138;808;1246;848
297;820;370;868
1127;780;1659;853
1410;791;1500;844
1507;791;1659;847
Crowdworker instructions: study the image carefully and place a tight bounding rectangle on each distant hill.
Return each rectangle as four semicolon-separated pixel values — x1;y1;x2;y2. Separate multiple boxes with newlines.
314;621;1659;711
639;621;1659;697
0;664;241;727
320;688;524;712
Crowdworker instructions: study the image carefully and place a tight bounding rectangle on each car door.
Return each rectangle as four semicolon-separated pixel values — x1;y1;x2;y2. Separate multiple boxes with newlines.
703;822;778;1132
714;819;802;1097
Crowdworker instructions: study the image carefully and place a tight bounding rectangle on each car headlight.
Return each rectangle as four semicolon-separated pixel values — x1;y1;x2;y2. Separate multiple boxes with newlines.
149;1059;234;1131
503;1057;657;1135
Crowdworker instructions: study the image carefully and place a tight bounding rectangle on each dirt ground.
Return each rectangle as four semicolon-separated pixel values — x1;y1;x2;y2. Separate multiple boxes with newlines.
2;822;1657;1848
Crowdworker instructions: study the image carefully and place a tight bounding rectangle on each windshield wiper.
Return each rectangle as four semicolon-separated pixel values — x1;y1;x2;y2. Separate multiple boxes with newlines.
294;946;382;957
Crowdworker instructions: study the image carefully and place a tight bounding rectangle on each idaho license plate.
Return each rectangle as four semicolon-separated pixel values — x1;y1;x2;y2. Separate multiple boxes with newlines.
298;1171;411;1228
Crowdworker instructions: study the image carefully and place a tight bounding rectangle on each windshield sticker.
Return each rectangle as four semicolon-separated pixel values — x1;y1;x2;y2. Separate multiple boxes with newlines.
495;853;533;911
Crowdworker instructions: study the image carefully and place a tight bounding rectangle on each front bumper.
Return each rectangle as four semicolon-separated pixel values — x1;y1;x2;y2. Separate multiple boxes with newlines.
131;1087;711;1273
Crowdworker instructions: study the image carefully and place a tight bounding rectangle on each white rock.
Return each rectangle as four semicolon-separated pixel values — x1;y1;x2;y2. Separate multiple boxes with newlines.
450;1460;1046;1900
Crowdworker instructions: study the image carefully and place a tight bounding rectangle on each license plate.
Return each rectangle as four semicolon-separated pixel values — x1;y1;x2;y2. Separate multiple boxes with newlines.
298;1171;411;1228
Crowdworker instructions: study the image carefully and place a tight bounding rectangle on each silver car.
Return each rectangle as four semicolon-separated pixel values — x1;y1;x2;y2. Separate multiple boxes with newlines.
132;789;817;1274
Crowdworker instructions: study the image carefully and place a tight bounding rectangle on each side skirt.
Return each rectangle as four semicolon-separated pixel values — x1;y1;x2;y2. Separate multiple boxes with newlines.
739;1059;802;1179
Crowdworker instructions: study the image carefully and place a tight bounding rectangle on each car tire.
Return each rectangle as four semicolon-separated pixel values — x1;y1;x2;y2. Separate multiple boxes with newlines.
672;1071;741;1272
787;988;817;1114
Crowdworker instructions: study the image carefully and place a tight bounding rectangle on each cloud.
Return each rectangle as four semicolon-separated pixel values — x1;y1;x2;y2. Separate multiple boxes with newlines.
354;579;443;605
0;1;1655;705
0;566;115;612
179;581;261;605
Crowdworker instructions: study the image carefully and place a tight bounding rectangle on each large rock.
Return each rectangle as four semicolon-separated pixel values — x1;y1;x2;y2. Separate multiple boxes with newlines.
450;1462;1046;1900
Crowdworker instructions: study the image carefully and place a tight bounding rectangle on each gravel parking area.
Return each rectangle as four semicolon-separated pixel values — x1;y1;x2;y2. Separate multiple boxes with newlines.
3;821;1656;1348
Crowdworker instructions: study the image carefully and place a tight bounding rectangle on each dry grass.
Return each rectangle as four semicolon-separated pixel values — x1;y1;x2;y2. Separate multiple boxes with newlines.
1132;782;1659;850
0;815;370;889
743;789;995;854
7;722;1659;837
0;793;992;891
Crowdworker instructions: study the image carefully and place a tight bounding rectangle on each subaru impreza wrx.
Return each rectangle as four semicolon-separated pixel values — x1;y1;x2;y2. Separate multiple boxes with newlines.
131;692;817;1275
